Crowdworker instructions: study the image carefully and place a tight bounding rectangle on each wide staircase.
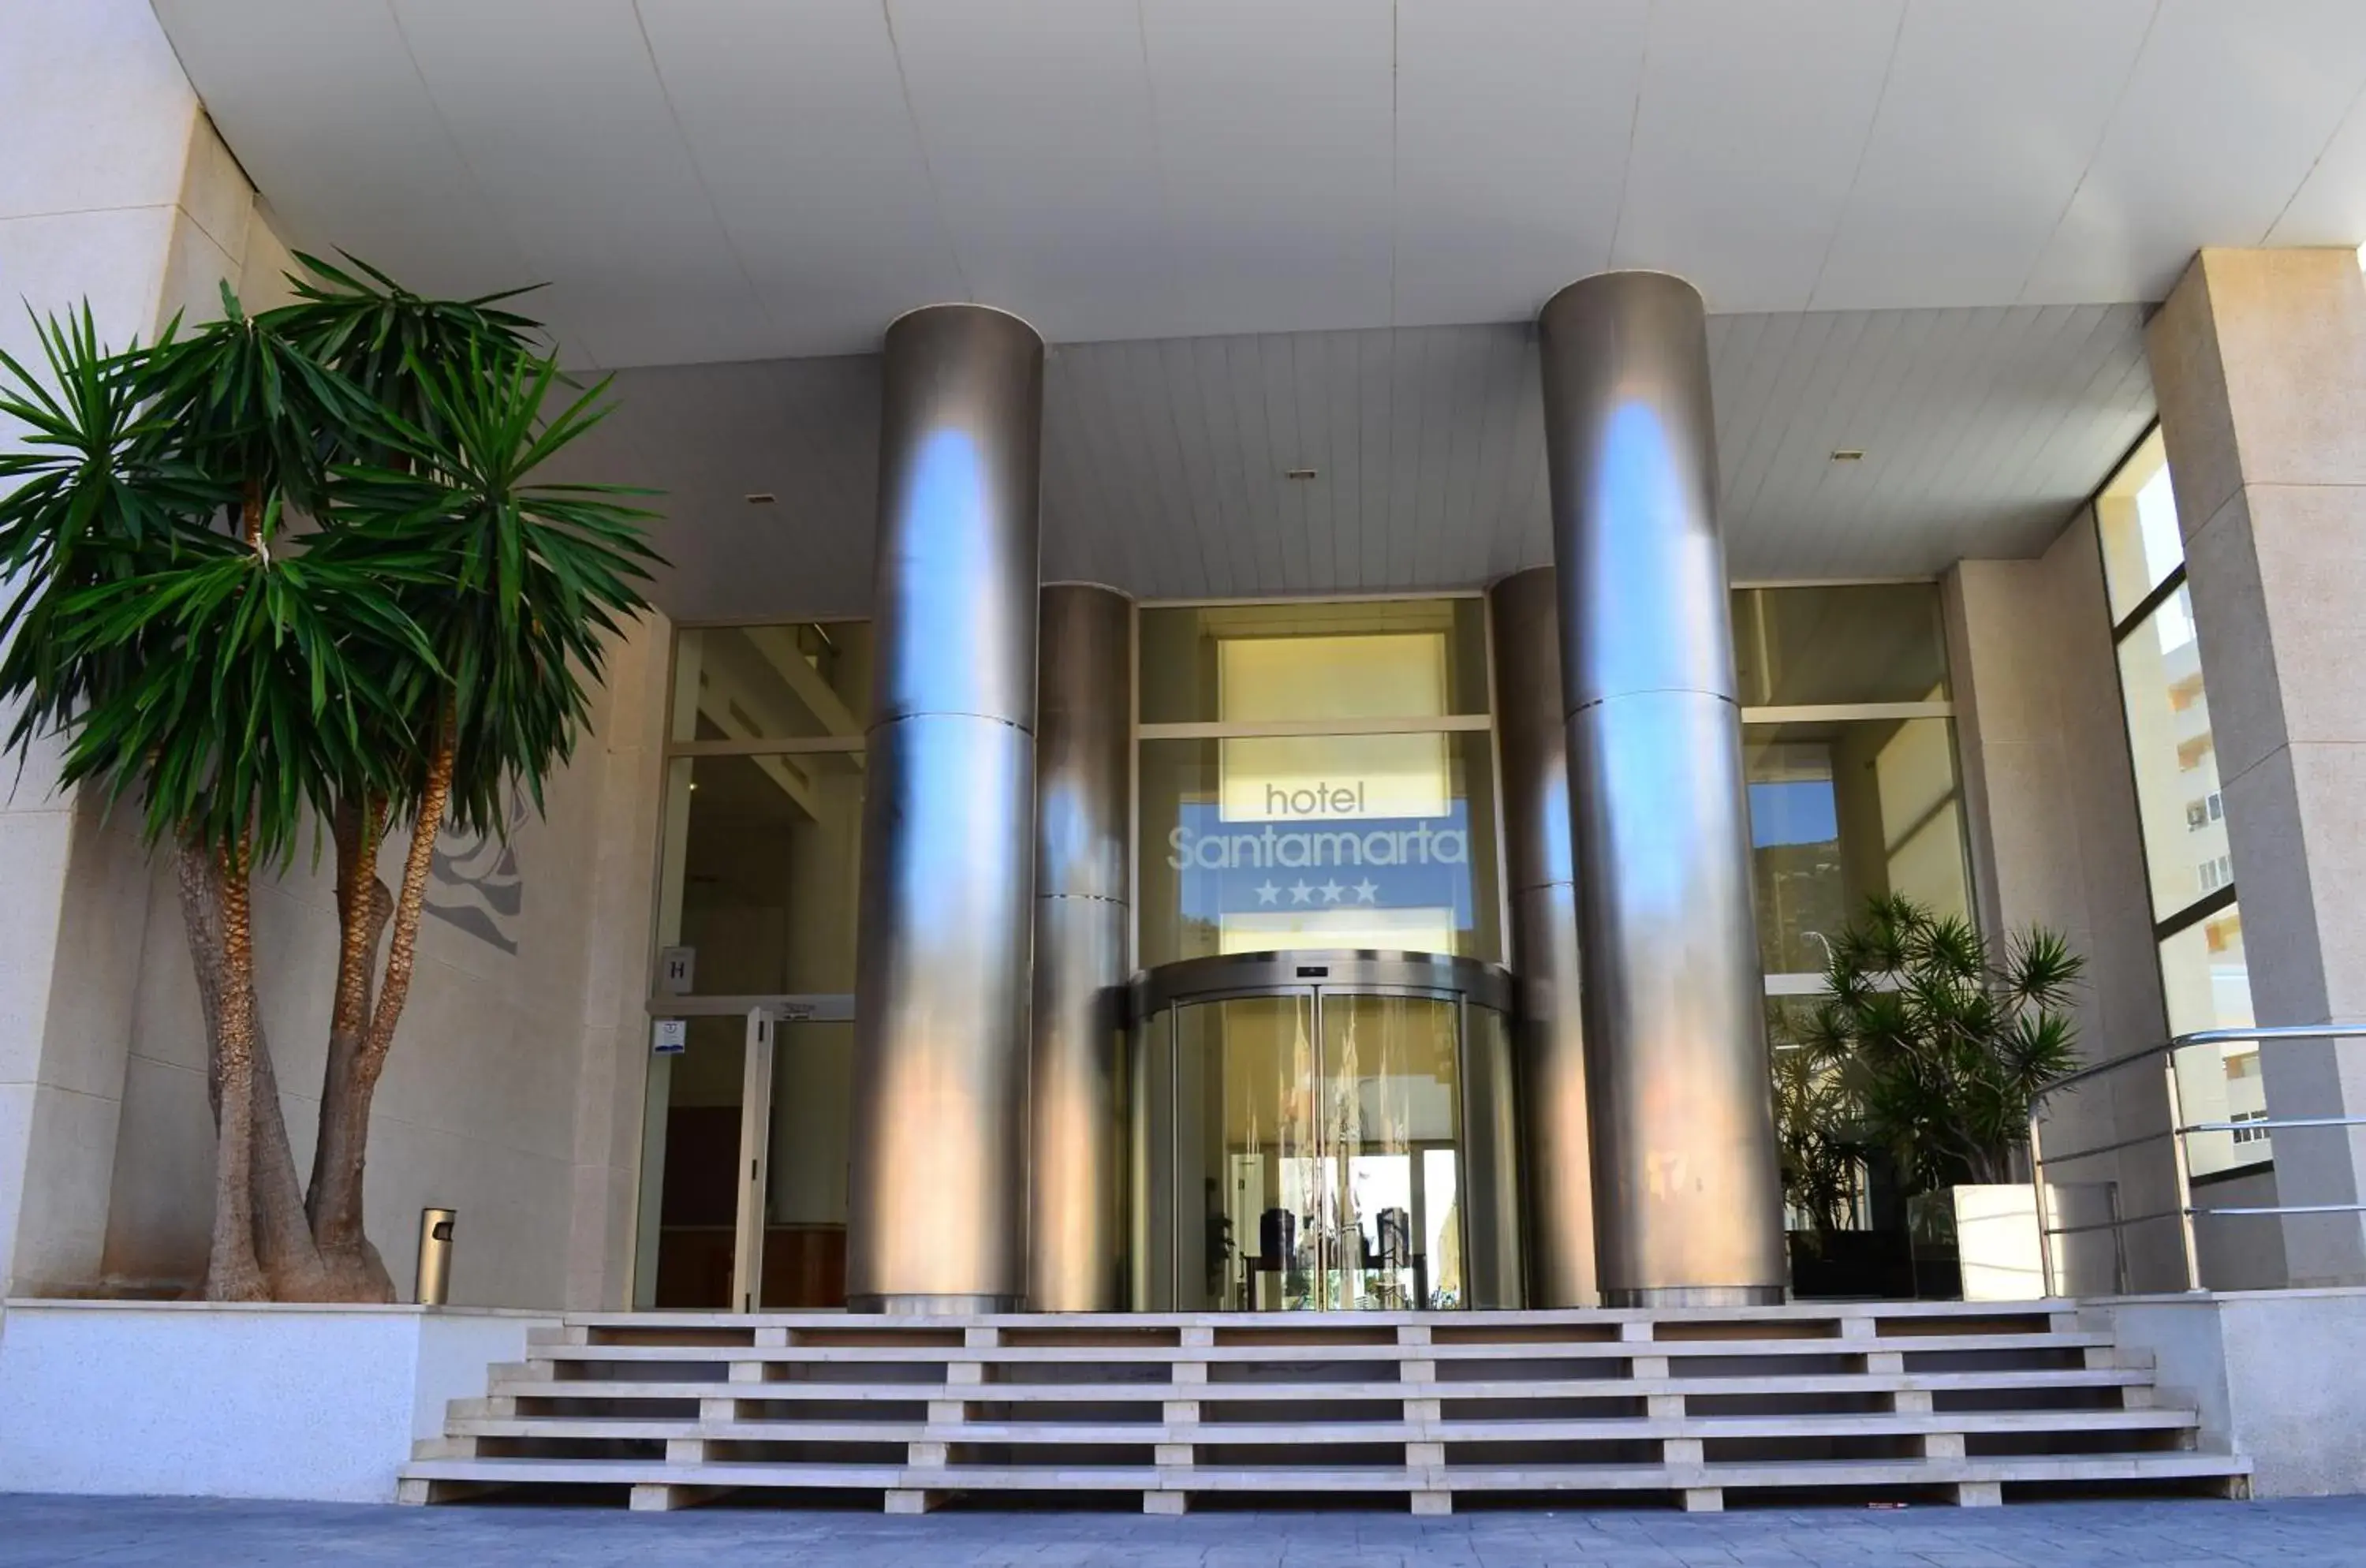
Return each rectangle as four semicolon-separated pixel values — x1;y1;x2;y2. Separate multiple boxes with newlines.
398;1300;2248;1514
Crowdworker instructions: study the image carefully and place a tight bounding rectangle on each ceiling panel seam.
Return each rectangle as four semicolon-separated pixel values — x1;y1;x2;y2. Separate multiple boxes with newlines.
1602;0;1655;274
1980;303;2121;507
626;0;786;353
877;0;971;303
2260;67;2366;243
1388;0;1401;330
2013;0;2163;306
1803;0;1910;312
1849;306;2030;566
1152;339;1218;597
1927;304;2078;526
379;0;550;355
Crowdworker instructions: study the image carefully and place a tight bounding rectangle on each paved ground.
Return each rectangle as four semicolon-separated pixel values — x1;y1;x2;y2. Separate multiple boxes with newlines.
2;1494;2364;1567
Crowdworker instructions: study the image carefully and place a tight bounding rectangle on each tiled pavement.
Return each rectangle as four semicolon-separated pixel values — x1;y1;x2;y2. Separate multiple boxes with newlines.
1;1494;2362;1567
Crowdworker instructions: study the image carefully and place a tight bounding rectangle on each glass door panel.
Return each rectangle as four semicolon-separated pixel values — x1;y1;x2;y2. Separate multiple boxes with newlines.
758;1019;855;1306
1322;994;1462;1311
1175;995;1320;1310
644;1015;745;1308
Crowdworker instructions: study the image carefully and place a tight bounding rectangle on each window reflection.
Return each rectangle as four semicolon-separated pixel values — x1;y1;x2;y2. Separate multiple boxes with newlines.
1140;734;1501;966
670;622;871;745
1730;583;1948;707
2116;584;2230;920
1140;599;1488;723
658;752;864;995
1138;599;1500;967
1174;992;1468;1311
2163;906;2262;1177
1745;719;1972;977
2096;431;2183;622
640;690;866;1310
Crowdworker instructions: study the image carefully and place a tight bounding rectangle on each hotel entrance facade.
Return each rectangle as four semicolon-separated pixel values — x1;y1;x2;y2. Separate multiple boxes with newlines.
624;260;1984;1325
640;564;1972;1318
17;0;2366;1512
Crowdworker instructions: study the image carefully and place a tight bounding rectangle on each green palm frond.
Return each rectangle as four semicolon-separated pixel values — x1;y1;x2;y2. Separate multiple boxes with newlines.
0;308;223;752
271;250;547;469
1769;893;2088;1194
328;345;661;838
0;257;657;870
43;540;435;864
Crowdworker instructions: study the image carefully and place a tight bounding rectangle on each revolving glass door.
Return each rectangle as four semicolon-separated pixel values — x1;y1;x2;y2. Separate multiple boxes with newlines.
1132;950;1521;1312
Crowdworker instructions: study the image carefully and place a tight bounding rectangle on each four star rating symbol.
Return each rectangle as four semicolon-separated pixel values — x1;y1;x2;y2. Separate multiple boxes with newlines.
1253;878;1386;908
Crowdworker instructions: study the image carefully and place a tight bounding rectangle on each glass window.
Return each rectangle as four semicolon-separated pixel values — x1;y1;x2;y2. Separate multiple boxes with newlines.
2096;428;2263;1179
1138;731;1502;968
2115;584;2228;921
641;1013;858;1309
1730;584;1949;708
761;1021;856;1306
670;622;871;745
640;739;866;1309
2162;905;2262;1177
644;1014;748;1307
1140;599;1489;724
2096;431;2184;622
655;751;865;994
1745;718;1972;977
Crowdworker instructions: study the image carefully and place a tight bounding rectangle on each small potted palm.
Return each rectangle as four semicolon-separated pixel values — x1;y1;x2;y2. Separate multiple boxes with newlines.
1778;894;2082;1300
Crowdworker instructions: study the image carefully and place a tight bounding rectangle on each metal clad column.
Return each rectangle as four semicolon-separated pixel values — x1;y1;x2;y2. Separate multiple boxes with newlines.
848;304;1044;1315
1028;584;1133;1311
1537;272;1785;1309
1487;567;1598;1307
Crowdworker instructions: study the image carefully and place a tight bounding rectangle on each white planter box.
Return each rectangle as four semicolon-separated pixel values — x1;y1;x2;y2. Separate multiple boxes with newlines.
1951;1182;2046;1301
0;1299;557;1503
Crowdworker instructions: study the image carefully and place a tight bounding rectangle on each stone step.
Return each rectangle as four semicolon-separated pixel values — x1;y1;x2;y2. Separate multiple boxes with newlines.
408;1305;2233;1514
530;1331;2110;1366
558;1301;2076;1331
408;1436;477;1461
482;1366;2156;1404
447;1406;2199;1444
398;1448;2249;1502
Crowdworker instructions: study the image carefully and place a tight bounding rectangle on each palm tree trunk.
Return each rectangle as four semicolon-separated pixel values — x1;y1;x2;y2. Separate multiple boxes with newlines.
177;840;332;1301
308;722;456;1303
306;796;397;1300
195;838;268;1302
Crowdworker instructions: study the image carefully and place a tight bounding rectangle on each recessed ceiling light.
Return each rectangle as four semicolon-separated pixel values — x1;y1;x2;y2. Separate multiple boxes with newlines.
1830;449;1865;463
1284;468;1318;480
745;491;778;504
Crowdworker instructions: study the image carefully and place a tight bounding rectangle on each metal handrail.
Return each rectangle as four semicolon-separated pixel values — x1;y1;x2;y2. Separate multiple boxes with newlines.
2028;1024;2366;1295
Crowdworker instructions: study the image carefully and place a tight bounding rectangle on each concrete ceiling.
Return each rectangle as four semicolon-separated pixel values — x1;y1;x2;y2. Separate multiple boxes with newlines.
148;2;2354;611
155;1;2366;366
566;304;2154;622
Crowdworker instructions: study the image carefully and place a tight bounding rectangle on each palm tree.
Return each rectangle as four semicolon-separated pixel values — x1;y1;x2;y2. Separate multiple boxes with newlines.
0;260;656;1301
0;299;427;1299
1781;894;2084;1192
302;340;659;1299
1771;1041;1860;1246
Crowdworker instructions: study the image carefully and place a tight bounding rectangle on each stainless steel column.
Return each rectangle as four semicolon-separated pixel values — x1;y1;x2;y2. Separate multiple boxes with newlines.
1028;583;1133;1311
1487;567;1598;1307
848;304;1044;1315
1537;272;1785;1309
